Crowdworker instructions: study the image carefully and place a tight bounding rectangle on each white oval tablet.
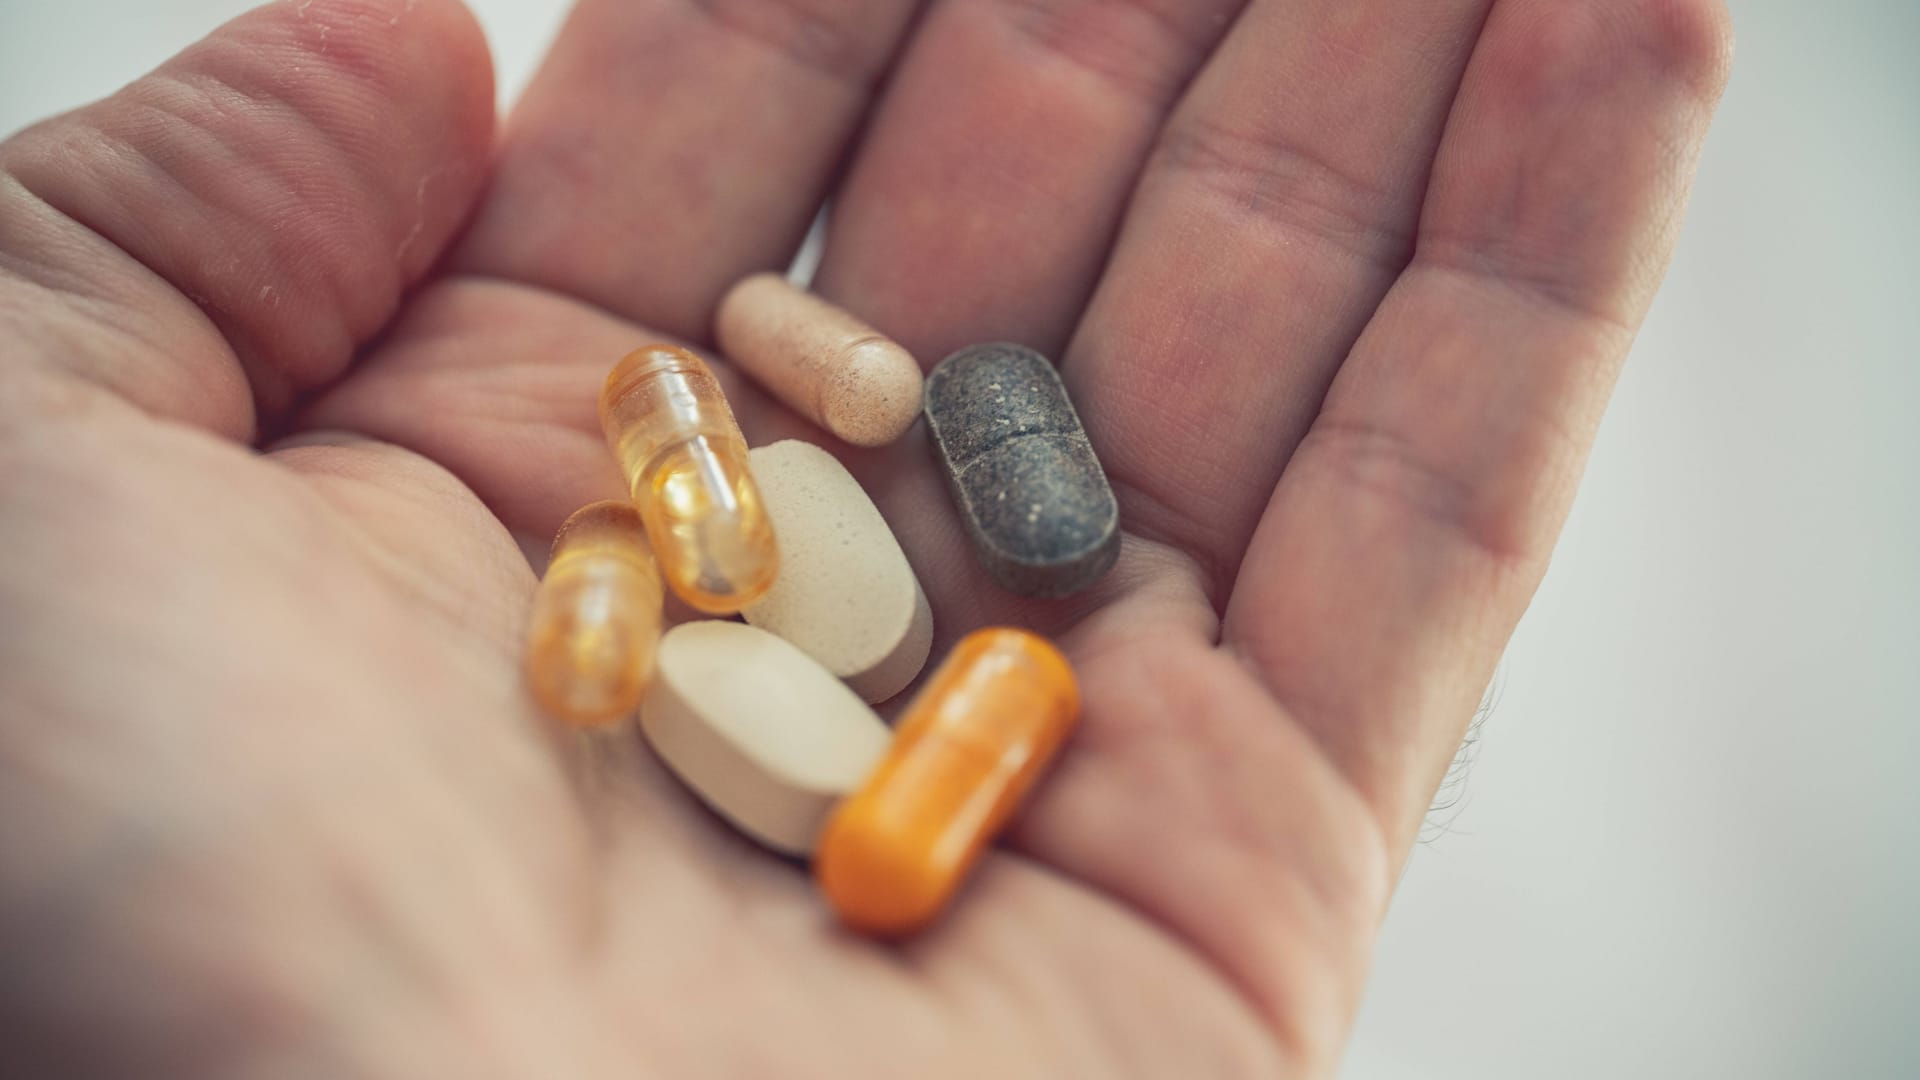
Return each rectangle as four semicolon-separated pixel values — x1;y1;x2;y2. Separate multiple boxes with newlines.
744;440;933;703
641;621;891;855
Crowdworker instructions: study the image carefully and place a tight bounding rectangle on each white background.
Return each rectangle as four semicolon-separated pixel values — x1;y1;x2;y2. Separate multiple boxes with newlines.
2;1;1914;1076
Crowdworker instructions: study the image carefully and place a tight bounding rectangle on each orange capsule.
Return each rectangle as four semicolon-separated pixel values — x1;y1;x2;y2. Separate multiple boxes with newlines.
814;628;1079;936
524;500;665;727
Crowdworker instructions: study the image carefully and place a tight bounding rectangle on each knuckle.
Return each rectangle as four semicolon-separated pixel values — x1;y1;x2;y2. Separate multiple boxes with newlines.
1302;416;1541;571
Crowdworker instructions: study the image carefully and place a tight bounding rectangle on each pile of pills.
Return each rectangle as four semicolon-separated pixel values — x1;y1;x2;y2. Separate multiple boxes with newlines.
523;275;1117;936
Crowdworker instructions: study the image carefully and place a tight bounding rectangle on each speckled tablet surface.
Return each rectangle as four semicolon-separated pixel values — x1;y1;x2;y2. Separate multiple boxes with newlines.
923;343;1120;597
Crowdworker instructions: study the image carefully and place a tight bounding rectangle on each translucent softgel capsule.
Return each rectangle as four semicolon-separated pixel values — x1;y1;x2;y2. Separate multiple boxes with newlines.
814;628;1080;936
525;500;665;727
599;345;779;613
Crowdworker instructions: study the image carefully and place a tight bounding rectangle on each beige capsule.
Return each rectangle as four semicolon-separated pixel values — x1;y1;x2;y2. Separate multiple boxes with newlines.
714;274;923;447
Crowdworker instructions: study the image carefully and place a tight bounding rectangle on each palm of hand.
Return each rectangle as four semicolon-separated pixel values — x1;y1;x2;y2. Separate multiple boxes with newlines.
0;0;1728;1075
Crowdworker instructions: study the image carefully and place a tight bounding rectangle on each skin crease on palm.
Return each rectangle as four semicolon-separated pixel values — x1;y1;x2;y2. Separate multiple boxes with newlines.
0;0;1730;1075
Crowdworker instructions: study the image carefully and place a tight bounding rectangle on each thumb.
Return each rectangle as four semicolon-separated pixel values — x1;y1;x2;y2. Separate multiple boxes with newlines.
0;0;494;440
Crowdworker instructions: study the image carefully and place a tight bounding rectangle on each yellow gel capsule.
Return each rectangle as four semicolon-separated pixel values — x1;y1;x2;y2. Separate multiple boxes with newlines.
599;345;779;613
814;628;1080;937
525;500;665;727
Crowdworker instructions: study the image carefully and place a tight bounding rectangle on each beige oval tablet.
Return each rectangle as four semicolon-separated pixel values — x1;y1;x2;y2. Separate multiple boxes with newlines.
641;621;892;855
744;440;933;703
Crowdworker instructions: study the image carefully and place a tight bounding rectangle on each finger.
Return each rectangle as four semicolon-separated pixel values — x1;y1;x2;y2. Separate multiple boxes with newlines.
1055;0;1495;602
1224;0;1734;850
811;0;1246;363
453;0;923;342
0;0;494;439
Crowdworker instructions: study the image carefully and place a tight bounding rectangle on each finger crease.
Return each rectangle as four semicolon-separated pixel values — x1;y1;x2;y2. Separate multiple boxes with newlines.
1151;115;1418;273
988;0;1241;103
684;0;903;86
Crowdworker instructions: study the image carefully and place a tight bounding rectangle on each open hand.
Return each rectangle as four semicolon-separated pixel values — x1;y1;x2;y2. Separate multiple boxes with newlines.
0;0;1730;1074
